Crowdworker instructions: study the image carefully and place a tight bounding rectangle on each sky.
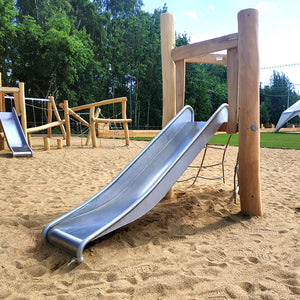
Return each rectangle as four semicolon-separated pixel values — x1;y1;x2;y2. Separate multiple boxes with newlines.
142;0;300;93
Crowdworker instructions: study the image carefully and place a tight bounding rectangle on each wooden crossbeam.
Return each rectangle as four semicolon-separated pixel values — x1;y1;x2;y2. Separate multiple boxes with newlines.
92;118;132;124
59;97;127;112
68;107;90;127
186;53;227;65
171;33;238;62
0;87;20;93
27;120;65;133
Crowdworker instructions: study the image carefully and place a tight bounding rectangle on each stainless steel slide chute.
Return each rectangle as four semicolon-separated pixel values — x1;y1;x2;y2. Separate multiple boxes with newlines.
0;108;33;157
42;104;228;262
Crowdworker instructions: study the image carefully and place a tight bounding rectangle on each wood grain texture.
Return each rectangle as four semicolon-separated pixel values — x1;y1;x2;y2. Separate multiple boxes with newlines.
172;33;238;62
237;9;262;216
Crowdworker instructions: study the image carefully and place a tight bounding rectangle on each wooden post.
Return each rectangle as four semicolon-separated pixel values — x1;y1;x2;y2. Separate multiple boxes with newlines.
161;13;176;199
176;60;186;113
13;92;19;115
86;107;100;146
0;92;3;112
227;47;239;133
57;138;63;149
90;106;98;148
63;100;71;146
44;137;50;150
0;123;4;150
49;96;66;139
0;72;3;113
237;9;262;216
19;82;27;141
27;134;32;148
47;100;52;138
95;108;101;139
122;99;130;146
0;91;4;113
161;13;176;127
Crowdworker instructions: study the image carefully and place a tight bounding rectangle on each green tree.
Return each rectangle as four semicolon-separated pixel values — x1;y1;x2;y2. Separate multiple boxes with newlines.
10;2;98;106
176;33;228;121
123;8;165;128
5;0;233;129
260;101;270;124
0;0;17;84
260;71;298;125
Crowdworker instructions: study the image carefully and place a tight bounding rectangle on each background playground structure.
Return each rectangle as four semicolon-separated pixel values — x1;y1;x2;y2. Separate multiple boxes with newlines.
59;97;131;147
0;74;132;152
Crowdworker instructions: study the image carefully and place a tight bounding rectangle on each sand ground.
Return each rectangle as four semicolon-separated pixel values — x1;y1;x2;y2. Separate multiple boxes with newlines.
0;136;299;299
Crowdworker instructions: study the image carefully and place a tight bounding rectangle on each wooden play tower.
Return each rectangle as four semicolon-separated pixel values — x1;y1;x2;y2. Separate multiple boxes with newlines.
161;8;262;216
0;76;27;149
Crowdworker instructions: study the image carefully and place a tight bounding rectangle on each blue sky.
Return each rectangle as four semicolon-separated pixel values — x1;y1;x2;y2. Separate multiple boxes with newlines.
142;1;300;92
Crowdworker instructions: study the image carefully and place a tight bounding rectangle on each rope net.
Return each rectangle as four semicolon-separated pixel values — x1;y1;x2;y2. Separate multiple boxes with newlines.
68;108;128;148
177;134;233;186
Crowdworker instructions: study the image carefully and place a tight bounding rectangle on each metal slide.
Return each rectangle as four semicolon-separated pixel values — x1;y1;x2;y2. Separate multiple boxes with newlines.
42;104;228;263
0;108;33;157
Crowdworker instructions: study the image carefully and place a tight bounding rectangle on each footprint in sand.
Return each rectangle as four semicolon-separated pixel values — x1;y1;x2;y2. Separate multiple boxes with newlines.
239;282;255;293
247;256;260;264
106;272;118;282
126;277;137;285
226;285;250;298
26;264;47;277
15;261;23;269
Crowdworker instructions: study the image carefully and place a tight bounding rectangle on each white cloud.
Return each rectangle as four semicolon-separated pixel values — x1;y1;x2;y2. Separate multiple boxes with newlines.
185;11;198;19
256;2;277;13
205;4;215;13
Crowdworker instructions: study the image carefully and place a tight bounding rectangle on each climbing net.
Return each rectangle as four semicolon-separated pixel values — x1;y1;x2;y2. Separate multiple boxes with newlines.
4;95;50;128
4;94;129;148
68;108;128;148
177;134;233;186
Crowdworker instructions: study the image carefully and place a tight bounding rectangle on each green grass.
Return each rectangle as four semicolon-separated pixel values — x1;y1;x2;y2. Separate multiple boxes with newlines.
130;136;153;142
131;132;300;149
209;132;300;149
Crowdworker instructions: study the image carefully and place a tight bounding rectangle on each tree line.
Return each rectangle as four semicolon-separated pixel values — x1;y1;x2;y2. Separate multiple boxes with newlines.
0;0;298;128
260;71;299;125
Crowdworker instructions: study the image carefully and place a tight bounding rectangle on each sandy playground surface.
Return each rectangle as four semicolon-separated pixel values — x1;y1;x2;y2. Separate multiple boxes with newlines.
0;136;299;299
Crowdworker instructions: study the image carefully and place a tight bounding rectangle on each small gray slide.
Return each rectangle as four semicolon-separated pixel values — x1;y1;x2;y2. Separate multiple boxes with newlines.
42;104;228;263
0;108;33;157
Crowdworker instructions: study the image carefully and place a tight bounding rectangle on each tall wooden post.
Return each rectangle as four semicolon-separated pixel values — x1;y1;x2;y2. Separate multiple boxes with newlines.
49;96;66;139
90;106;98;148
160;13;176;127
161;13;176;198
0;72;4;112
0;123;4;150
27;134;32;148
47;100;52;138
86;107;100;146
63;100;71;146
227;48;239;133
122;99;130;146
19;82;27;141
176;60;186;113
237;9;262;216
